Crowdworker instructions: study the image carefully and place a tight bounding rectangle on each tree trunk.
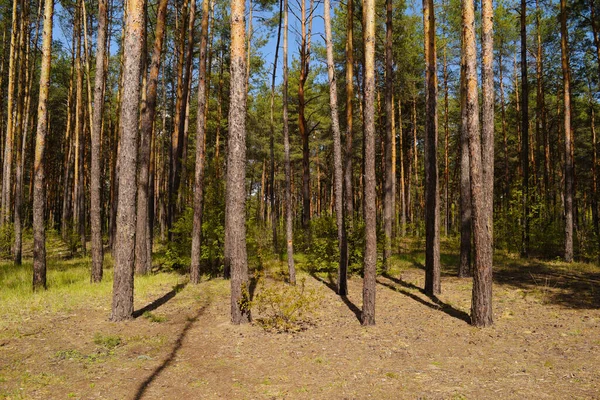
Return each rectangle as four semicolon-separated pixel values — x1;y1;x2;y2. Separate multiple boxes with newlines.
423;0;440;296
344;0;354;225
383;0;394;269
561;0;573;262
283;0;295;285
135;0;169;276
269;0;282;254
324;0;346;294
520;0;529;257
90;0;109;282
33;0;54;291
398;98;407;236
190;0;210;284
111;0;145;321
361;0;376;326
227;0;250;324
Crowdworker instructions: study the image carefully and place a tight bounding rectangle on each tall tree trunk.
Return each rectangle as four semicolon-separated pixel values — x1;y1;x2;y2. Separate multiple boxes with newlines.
324;0;346;294
33;0;54;291
190;0;210;284
443;46;449;235
227;0;250;324
135;0;169;275
520;0;529;257
561;0;573;262
424;0;440;295
111;0;145;321
398;98;407;236
283;0;295;285
498;42;509;209
91;0;109;282
344;0;354;225
535;0;548;198
2;0;19;227
383;0;394;269
459;40;471;277
472;0;494;326
361;0;376;326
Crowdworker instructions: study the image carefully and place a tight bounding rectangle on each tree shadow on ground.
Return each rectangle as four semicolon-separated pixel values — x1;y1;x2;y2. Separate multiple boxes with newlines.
378;273;471;324
133;283;188;318
133;303;208;400
310;272;362;322
493;260;600;309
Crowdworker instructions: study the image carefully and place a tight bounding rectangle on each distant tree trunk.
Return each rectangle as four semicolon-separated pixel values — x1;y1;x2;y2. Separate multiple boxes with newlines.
361;0;376;326
344;0;354;225
111;0;145;321
398;98;407;236
383;0;394;269
227;0;250;324
190;0;210;284
520;0;529;257
535;0;548;198
269;0;282;253
1;0;18;227
90;0;109;282
324;0;346;294
33;0;54;291
135;0;169;276
459;37;471;277
561;0;573;262
283;0;295;285
423;0;440;296
498;41;509;209
443;47;449;235
472;0;494;326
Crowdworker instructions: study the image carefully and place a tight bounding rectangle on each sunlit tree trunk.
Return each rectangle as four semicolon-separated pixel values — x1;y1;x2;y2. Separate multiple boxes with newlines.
33;0;54;291
561;0;573;262
362;0;377;326
344;0;354;225
111;0;145;321
383;0;394;269
520;0;529;257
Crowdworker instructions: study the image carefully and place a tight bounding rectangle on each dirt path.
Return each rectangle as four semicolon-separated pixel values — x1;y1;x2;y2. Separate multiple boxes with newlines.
1;264;599;399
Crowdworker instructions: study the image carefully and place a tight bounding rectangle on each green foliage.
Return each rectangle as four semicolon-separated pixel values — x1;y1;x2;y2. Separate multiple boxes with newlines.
305;216;338;273
164;208;193;272
93;333;122;350
253;277;322;333
0;223;13;258
142;312;167;323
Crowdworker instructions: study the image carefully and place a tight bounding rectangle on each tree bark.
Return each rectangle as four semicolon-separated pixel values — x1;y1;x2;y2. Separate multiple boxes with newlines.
423;0;440;296
33;0;54;291
324;0;347;294
111;0;145;321
361;0;377;326
561;0;573;262
227;0;250;324
383;0;394;269
190;0;210;284
520;0;530;257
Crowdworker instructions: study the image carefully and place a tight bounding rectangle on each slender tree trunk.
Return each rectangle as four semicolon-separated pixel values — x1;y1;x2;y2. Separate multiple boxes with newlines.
383;0;394;269
423;0;440;296
90;0;109;282
269;0;282;253
443;47;449;235
190;0;210;284
33;0;54;291
111;0;145;321
135;0;169;275
561;0;573;262
283;0;295;285
227;0;250;324
361;0;376;326
324;0;346;294
498;43;509;208
399;98;407;236
520;0;529;257
344;0;354;225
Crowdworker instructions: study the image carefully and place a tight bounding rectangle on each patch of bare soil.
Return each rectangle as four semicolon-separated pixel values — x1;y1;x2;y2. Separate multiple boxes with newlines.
1;262;600;399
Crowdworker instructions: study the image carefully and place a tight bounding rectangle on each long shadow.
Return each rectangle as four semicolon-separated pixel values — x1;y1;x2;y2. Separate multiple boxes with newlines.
133;304;208;400
133;283;187;318
377;276;470;324
310;272;362;322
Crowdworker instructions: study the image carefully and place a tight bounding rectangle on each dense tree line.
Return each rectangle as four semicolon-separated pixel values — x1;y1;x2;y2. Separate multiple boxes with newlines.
0;0;598;328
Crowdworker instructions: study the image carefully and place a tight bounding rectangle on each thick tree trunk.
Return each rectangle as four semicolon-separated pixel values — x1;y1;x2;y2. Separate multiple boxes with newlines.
561;0;573;262
135;0;169;276
111;0;145;321
283;0;295;285
424;0;440;296
383;0;394;269
361;0;376;326
33;0;54;291
190;0;210;284
324;0;346;294
227;0;250;324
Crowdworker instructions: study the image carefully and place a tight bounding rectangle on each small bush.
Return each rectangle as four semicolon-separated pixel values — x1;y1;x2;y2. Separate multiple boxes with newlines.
93;333;122;350
253;277;322;332
142;311;167;323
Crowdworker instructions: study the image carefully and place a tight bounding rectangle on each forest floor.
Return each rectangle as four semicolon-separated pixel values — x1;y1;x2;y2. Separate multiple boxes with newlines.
1;235;600;399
